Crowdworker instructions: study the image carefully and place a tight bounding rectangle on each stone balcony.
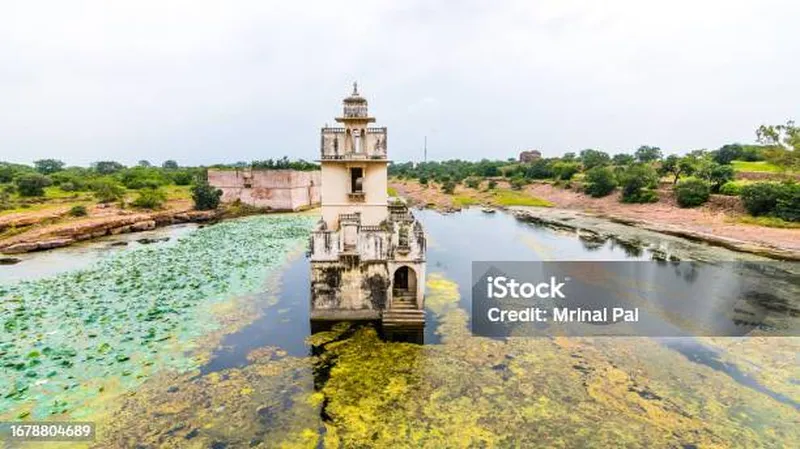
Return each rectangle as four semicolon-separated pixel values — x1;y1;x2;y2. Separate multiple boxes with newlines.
308;206;425;264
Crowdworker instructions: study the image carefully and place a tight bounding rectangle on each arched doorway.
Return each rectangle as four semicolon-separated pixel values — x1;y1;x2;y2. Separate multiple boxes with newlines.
392;266;417;298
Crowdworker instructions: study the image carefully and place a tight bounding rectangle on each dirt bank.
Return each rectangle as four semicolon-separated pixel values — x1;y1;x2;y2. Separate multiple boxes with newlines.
0;201;217;254
390;178;800;260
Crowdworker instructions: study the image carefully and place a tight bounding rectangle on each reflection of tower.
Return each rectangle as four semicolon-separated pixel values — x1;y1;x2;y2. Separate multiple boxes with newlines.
310;83;427;331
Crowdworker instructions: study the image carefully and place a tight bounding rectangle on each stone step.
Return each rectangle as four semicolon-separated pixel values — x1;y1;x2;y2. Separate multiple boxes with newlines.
391;303;417;309
383;309;425;316
383;308;425;327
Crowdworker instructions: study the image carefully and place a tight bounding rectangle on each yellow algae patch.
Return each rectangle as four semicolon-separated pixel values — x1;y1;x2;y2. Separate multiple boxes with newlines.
425;273;470;342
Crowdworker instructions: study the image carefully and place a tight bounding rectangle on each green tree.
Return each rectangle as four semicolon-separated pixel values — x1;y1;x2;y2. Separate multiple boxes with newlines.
757;120;800;171
34;159;65;175
612;154;634;166
579;149;611;170
618;164;659;203
659;154;697;185
15;173;52;197
583;166;617;198
634;145;663;163
138;160;152;167
191;181;223;210
713;144;743;165
162;160;179;169
552;162;580;180
696;161;734;193
92;161;125;175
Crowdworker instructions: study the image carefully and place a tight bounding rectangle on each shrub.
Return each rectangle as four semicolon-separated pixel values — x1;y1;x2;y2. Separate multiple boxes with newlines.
192;181;223;210
740;183;783;216
50;170;89;191
0;184;14;210
171;170;195;186
441;180;456;194
552;162;580;180
706;164;735;193
59;182;78;192
69;205;88;217
523;159;555;179
774;183;800;222
675;178;710;208
618;164;659;203
583;166;617;198
15;173;52;197
718;181;743;196
418;175;429;186
91;178;126;203
510;177;528;191
464;177;481;189
131;187;167;209
486;180;497;190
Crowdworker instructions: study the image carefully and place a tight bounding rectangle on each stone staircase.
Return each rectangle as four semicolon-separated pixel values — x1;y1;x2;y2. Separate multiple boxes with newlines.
382;294;425;328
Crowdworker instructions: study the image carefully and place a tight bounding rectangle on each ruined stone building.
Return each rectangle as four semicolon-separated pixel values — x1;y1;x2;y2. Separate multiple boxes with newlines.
208;169;320;211
519;149;542;163
308;83;426;329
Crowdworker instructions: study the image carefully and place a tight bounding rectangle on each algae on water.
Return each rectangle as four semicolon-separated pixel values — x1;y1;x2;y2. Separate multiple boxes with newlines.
0;215;316;419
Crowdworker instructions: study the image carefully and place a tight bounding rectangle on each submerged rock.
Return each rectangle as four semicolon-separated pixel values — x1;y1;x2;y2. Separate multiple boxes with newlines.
136;237;171;245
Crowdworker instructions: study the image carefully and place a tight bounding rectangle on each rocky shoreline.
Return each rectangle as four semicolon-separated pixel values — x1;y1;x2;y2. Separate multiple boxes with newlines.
508;206;800;262
0;209;217;255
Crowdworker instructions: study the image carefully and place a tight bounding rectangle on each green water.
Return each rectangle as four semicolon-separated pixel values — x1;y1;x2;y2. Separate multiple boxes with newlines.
0;215;315;421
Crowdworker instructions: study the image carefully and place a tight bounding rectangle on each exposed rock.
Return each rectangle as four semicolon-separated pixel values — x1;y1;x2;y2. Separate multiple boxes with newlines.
131;220;157;232
187;211;216;222
38;238;75;250
0;257;21;265
2;242;39;254
0;209;220;254
137;237;170;245
110;225;132;235
511;206;800;262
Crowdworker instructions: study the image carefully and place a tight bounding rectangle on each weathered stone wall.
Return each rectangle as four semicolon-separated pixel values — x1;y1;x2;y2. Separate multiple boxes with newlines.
207;169;321;211
310;260;389;320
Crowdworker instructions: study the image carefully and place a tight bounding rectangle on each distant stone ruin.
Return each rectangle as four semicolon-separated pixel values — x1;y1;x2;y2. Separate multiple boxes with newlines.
207;169;321;211
519;150;542;163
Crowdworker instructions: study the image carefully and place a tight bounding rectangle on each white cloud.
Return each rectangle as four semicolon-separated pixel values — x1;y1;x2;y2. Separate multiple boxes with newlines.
0;0;798;164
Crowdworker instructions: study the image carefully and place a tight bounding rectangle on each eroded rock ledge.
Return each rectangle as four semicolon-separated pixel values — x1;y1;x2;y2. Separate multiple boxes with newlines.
0;210;217;254
509;206;800;262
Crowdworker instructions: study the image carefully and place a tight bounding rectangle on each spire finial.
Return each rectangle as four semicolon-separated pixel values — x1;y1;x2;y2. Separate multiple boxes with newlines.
352;81;358;95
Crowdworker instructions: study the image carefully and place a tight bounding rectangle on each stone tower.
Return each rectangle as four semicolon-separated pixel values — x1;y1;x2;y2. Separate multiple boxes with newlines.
309;83;426;329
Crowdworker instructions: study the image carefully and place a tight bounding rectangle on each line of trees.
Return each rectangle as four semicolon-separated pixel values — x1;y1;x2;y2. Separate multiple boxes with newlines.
389;121;799;221
0;157;319;212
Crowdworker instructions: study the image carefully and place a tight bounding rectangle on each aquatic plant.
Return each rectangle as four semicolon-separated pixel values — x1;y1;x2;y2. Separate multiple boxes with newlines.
0;214;315;418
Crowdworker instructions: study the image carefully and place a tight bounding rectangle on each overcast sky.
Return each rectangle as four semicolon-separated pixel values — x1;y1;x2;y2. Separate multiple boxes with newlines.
1;0;798;166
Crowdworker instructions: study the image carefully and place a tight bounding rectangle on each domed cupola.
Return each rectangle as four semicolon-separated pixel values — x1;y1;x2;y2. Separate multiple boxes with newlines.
342;82;369;118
